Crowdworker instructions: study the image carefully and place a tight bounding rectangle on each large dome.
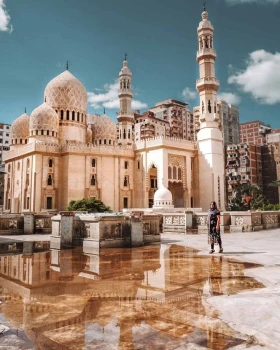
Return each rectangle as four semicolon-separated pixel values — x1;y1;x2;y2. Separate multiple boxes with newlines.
93;114;117;141
44;70;87;112
30;103;59;133
10;113;29;143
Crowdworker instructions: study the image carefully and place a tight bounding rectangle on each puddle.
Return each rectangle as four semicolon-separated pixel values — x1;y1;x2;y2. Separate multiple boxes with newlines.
0;244;264;349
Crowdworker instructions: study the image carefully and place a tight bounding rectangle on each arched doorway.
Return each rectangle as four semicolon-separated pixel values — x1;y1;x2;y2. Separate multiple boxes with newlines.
148;164;158;208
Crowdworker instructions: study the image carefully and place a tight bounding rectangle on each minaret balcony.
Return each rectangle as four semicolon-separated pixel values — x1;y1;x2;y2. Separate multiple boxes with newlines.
196;77;220;90
197;48;216;59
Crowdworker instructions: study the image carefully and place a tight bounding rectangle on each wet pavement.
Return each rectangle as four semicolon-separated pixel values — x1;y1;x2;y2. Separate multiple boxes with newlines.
0;233;271;350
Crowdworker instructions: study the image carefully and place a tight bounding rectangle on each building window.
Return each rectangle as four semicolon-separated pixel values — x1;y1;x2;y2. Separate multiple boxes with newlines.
150;178;157;189
123;197;128;209
137;160;140;170
47;175;53;186
168;166;172;179
66;110;70;120
124;176;128;187
178;168;182;180
49;159;53;168
92;159;96;167
124;161;128;169
72;111;75;120
173;166;177;180
60;110;64;120
91;175;96;186
46;197;52;209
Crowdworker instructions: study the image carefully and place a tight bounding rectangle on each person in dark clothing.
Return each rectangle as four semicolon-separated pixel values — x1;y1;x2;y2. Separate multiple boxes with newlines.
207;201;223;254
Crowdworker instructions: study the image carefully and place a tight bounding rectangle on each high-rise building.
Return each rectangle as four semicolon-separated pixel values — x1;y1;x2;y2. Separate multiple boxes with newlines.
0;123;11;164
134;111;170;142
217;100;239;145
239;121;271;145
225;143;262;206
149;99;195;141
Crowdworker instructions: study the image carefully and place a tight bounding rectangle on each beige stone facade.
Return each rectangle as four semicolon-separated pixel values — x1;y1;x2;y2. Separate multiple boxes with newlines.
3;8;225;213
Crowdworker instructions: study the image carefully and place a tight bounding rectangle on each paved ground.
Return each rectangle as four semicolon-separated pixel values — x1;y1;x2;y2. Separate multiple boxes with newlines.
162;229;280;350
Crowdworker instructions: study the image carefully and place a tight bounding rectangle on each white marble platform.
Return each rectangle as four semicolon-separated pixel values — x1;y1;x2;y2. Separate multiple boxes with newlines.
162;229;280;350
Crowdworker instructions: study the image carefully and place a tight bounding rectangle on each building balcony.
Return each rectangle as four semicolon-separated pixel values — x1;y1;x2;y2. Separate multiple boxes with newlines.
196;77;220;90
196;48;216;59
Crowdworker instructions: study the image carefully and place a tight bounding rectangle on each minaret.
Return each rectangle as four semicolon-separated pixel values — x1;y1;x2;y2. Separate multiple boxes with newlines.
117;55;134;146
196;3;225;211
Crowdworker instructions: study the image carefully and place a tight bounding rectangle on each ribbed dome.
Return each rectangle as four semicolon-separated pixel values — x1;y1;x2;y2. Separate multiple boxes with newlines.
44;70;87;112
30;103;59;133
94;114;116;140
154;186;172;201
11;113;29;141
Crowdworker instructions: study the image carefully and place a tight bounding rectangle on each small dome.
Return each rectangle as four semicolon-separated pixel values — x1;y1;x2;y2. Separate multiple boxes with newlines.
30;103;59;133
93;114;116;141
153;185;174;209
154;186;173;201
11;113;29;141
44;70;87;112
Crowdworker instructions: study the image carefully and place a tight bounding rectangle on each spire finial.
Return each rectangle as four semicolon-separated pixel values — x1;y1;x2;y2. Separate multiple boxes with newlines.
124;53;127;61
104;107;106;114
203;1;206;11
66;60;69;70
24;107;26;113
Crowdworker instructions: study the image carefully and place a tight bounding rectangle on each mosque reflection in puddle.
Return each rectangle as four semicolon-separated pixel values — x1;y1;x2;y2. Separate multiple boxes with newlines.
0;244;263;349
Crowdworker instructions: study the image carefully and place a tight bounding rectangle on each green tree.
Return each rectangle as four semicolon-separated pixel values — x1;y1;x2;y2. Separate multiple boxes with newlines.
67;198;111;213
229;183;266;211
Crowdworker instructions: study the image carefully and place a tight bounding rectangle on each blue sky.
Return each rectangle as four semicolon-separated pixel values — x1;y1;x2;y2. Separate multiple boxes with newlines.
1;0;280;127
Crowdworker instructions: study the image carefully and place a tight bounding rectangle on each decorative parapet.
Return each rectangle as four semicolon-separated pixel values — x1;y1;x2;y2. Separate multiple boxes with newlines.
162;212;193;233
230;211;263;233
135;136;196;151
260;211;279;229
61;143;134;156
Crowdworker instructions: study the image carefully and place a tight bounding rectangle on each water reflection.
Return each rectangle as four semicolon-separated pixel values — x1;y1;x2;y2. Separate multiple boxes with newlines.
0;245;263;349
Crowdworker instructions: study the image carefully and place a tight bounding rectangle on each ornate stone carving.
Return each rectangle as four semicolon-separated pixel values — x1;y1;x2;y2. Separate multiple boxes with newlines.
173;216;179;225
253;216;261;225
165;216;172;225
179;216;186;225
143;223;150;235
11;113;29;140
9;220;17;229
235;217;243;226
197;216;207;225
30;103;59;133
35;219;44;228
93;114;117;141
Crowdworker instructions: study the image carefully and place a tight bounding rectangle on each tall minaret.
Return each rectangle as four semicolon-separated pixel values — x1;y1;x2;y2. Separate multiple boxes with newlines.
196;3;225;211
117;55;134;146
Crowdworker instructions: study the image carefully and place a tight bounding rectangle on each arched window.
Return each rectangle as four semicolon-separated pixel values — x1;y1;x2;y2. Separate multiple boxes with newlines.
124;176;128;187
128;130;131;139
168;166;172;179
92;159;96;167
49;159;53;168
77;113;80;122
178;168;182;180
173;166;177;180
60;110;64;120
66;110;70;120
99;139;102;145
72;111;75;120
104;139;107;144
20;139;22;144
123;129;126;139
47;175;52;186
109;140;111;145
81;114;83;123
91;175;96;186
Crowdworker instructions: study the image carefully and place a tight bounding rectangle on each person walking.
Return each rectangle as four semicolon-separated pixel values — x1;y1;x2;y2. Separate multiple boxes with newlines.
207;201;223;254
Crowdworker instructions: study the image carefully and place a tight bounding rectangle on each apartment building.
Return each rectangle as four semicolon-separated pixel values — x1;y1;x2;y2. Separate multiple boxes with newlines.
225;143;262;206
239;121;271;145
134;111;170;142
0;123;11;164
149;99;195;141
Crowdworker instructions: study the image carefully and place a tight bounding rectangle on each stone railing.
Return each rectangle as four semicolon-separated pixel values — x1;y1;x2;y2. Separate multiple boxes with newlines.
135;136;196;151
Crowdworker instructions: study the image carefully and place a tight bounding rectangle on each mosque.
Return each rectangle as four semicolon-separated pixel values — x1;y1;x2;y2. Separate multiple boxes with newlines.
3;7;225;213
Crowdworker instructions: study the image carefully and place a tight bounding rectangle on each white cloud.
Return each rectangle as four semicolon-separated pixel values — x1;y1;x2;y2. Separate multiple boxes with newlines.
226;0;280;4
0;0;12;32
182;87;197;101
218;92;241;105
88;80;147;111
228;50;280;105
